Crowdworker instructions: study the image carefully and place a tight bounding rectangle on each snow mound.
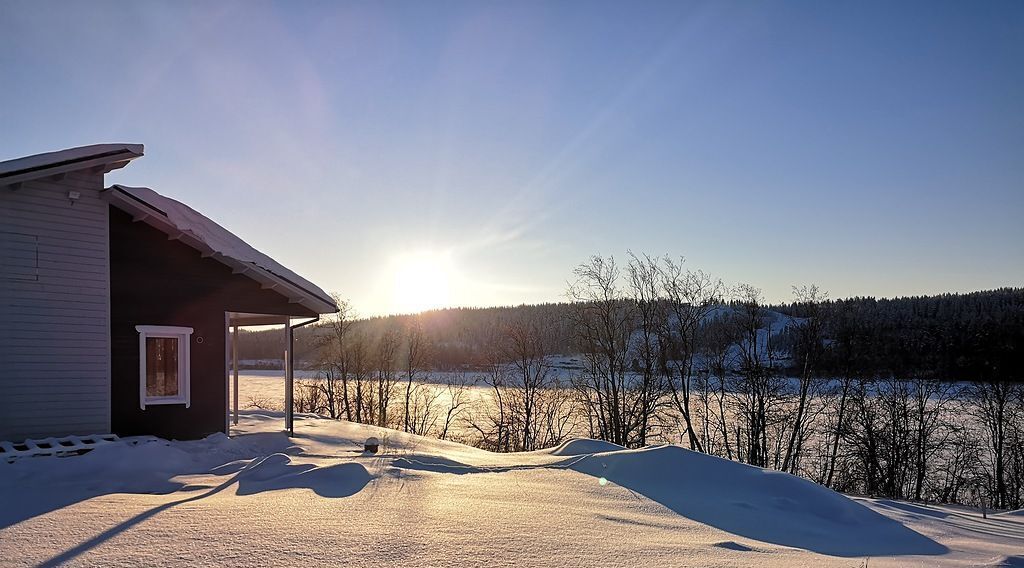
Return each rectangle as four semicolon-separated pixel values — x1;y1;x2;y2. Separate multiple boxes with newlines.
4;440;203;494
390;454;487;475
985;556;1024;568
238;453;302;482
569;444;947;558
234;453;373;498
546;438;624;456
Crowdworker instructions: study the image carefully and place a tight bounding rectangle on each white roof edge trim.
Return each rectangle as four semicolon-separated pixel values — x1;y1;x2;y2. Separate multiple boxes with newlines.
104;184;338;315
135;325;194;334
0;144;144;185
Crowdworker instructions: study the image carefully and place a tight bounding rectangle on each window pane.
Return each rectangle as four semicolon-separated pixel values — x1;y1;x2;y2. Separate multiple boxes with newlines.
146;337;179;397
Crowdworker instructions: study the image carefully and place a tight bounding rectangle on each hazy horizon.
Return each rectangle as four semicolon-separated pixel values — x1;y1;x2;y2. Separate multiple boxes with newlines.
2;1;1021;316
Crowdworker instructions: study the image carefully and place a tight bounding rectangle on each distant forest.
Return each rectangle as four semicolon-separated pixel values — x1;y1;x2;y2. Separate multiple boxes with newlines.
239;287;1023;383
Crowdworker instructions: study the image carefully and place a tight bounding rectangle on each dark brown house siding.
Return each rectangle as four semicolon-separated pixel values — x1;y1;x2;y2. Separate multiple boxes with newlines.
109;207;317;440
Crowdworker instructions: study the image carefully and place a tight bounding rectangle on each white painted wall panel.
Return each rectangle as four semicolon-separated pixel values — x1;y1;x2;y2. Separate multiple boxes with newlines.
0;171;111;441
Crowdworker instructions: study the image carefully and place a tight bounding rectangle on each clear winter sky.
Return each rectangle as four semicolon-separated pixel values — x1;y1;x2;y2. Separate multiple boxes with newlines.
2;1;1022;316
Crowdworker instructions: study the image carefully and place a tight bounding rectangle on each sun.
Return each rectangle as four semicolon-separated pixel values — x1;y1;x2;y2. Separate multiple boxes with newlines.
391;251;454;314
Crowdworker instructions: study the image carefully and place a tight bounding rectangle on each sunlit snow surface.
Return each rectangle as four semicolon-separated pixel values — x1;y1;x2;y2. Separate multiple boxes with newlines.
1;413;1022;567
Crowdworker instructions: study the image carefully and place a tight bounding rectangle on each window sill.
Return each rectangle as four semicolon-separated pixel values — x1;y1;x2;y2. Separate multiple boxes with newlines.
142;397;190;408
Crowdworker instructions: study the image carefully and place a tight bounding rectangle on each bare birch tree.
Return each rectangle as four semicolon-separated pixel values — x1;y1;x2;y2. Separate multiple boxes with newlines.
402;318;431;433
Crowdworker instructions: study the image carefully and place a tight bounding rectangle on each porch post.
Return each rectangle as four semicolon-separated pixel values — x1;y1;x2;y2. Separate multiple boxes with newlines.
232;325;239;425
284;320;294;435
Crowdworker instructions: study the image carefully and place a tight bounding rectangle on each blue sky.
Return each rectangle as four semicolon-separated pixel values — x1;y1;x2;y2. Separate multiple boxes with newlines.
2;1;1022;315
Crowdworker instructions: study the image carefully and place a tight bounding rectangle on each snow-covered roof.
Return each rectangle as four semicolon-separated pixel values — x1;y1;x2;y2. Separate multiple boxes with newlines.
105;184;338;315
0;144;144;186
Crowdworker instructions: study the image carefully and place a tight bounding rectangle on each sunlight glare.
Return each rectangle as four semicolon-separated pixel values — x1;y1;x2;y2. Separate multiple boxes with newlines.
391;251;454;314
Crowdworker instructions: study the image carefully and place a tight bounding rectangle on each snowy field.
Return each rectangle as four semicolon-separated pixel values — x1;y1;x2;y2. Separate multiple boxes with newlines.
234;370;498;411
233;369;320;409
2;413;1023;567
232;364;582;409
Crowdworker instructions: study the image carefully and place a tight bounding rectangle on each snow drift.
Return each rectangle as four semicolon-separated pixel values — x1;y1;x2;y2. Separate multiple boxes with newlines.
4;412;1021;566
567;444;948;557
234;453;372;498
383;432;947;558
546;438;624;456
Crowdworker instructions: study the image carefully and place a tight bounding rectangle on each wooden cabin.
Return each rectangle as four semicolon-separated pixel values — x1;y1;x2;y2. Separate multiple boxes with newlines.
0;144;337;443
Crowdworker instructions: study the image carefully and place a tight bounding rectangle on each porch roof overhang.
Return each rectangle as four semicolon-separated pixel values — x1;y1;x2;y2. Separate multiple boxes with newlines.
103;184;338;316
228;312;319;327
0;144;144;187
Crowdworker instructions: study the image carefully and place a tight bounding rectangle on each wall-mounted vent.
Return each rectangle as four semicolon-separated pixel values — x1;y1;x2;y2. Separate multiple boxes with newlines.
0;231;39;281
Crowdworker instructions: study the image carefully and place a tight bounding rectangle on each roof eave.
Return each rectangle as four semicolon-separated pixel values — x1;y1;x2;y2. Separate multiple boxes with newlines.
103;186;339;316
0;146;144;187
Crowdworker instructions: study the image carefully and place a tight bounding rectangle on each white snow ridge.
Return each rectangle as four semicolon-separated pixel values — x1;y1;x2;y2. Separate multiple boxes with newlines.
1;413;1022;567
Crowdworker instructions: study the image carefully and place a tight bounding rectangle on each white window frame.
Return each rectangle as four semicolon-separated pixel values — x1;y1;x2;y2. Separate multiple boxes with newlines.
136;325;193;410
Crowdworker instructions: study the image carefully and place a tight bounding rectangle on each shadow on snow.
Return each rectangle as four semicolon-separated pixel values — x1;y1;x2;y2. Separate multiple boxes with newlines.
25;450;372;567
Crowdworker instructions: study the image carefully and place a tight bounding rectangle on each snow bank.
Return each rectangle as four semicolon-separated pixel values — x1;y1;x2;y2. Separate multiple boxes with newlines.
545;438;624;456
985;556;1024;567
4;413;1021;567
3;439;206;495
234;453;372;498
568;444;947;558
0;438;216;530
0;426;377;531
377;426;948;558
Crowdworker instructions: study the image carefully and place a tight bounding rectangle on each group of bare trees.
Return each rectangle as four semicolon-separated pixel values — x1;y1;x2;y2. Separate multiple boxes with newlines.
801;377;1024;509
566;255;654;447
283;261;1024;511
564;253;797;459
292;293;575;452
563;254;1024;510
301;297;580;449
294;297;470;440
467;315;577;452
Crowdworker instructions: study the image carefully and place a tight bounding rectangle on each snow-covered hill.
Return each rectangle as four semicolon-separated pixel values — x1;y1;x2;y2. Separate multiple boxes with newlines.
1;413;1022;567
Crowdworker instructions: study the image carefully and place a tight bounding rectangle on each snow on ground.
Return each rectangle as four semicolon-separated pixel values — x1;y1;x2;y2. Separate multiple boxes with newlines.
2;413;1023;567
234;370;497;417
233;370;317;409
